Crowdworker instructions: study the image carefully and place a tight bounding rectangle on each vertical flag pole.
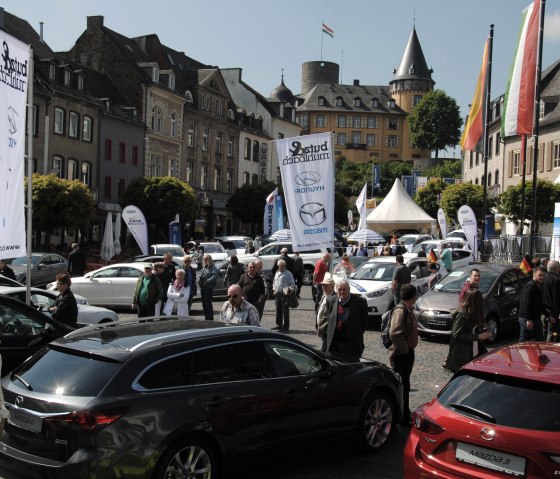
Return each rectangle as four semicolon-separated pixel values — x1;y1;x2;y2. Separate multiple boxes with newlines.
520;134;527;234
25;47;34;305
481;25;494;254
320;20;324;61
530;0;546;257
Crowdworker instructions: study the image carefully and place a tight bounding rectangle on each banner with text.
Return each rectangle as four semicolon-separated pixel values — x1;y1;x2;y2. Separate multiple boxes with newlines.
0;32;29;260
275;133;334;251
552;203;560;261
437;208;448;239
457;204;478;258
122;205;149;255
263;188;285;236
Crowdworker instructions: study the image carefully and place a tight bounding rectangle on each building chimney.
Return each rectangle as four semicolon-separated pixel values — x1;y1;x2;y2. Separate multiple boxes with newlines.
87;16;104;29
353;79;360;86
39;22;44;43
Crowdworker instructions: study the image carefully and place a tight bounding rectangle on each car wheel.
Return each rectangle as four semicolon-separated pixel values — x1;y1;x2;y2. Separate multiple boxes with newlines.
354;391;395;452
154;436;219;479
302;267;314;286
485;315;499;342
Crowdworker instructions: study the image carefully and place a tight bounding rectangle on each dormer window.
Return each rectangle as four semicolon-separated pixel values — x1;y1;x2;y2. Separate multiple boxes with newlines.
371;98;379;108
354;97;361;107
228;108;235;120
388;99;396;109
335;97;343;107
77;76;84;91
169;74;175;90
49;64;56;80
64;70;71;86
318;96;325;106
185;90;193;103
152;67;159;83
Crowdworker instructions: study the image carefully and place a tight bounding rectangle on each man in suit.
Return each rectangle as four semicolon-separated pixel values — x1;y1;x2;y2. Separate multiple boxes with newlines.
317;278;368;362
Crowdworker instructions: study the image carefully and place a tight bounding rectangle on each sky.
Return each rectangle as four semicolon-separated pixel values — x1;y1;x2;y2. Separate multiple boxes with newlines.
3;0;559;158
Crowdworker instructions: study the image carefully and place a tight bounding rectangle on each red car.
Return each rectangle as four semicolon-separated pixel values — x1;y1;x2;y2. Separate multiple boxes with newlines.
404;342;560;478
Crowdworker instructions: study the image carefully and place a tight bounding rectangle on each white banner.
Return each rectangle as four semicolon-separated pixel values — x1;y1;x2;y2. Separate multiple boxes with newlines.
356;183;367;231
457;204;478;257
552;203;560;261
263;187;278;236
122;205;148;255
0;33;30;260
437;208;447;239
275;133;334;251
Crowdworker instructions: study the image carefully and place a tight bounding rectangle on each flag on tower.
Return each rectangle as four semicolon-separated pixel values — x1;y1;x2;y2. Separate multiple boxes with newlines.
322;22;334;38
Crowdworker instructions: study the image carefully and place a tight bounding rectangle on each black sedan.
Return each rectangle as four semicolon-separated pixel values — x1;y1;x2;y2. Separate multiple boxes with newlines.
414;263;530;341
0;319;402;479
0;294;77;373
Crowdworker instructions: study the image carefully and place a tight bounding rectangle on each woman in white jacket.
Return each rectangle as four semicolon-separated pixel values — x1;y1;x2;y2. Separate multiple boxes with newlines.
163;269;190;316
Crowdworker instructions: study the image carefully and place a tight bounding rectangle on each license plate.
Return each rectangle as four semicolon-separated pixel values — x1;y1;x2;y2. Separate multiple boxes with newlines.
8;409;43;434
427;319;448;326
456;442;526;476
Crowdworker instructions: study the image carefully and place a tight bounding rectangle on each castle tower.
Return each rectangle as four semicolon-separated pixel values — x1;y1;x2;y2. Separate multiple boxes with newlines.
301;61;340;96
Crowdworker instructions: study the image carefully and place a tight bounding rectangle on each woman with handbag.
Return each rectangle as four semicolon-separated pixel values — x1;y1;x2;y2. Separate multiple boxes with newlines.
445;288;492;372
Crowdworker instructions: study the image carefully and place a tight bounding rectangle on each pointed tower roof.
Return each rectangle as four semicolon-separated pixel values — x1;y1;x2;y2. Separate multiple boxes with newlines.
269;73;294;103
392;27;433;82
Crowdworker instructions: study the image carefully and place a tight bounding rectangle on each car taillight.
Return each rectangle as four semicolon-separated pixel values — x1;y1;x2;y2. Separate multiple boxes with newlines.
44;409;125;432
412;407;445;435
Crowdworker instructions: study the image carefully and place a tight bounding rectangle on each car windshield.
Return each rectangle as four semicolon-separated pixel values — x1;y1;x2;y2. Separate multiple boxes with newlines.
203;244;224;253
352;262;395;281
11;255;41;267
433;270;497;293
412;243;436;254
399;236;417;245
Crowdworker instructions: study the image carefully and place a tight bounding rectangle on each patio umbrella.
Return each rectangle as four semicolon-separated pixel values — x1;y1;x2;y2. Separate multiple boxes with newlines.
348;228;385;243
269;228;291;241
100;212;115;262
113;212;122;255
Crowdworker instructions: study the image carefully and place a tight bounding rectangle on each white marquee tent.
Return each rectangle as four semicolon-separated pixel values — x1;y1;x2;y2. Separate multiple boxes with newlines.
366;178;436;233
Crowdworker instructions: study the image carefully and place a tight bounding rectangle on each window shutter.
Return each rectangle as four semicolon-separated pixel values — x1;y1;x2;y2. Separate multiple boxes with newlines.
539;145;544;172
508;151;513;178
548;141;553;171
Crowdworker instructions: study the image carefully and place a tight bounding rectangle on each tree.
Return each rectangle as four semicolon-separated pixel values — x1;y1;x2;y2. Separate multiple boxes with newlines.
226;181;279;225
379;161;412;195
408;89;462;159
440;183;490;227
120;176;198;244
423;159;462;179
498;179;560;230
334;190;350;226
414;178;448;219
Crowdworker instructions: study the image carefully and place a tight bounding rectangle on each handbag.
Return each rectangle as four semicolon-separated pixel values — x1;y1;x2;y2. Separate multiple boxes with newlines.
287;290;299;308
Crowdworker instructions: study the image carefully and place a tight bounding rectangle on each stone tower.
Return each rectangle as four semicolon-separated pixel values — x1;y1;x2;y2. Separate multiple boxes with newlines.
301;61;339;96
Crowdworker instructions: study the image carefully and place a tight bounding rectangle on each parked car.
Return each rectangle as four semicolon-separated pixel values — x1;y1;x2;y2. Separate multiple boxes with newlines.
347;254;432;318
331;255;370;278
0;294;77;372
411;238;470;255
404;341;560;478
123;254;185;268
46;262;150;307
0;275;23;287
414;263;530;341
149;244;184;257
0;318;403;478
446;228;468;241
10;253;68;286
213;236;253;256
0;286;118;325
191;241;228;262
398;234;434;247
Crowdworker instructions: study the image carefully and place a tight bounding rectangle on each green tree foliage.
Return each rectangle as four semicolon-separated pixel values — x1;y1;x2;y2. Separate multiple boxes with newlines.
423;159;462;179
334;189;350;226
335;158;371;198
440;182;490;226
380;161;412;194
120;176;198;243
414;178;448;219
226;181;279;224
27;174;95;244
408;90;462;159
498;179;560;228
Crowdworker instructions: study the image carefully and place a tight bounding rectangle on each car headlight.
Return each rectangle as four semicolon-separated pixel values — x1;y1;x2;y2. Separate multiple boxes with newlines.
423;310;436;316
366;287;388;298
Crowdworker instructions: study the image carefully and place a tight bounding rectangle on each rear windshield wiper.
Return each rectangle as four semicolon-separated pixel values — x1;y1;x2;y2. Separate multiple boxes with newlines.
449;403;495;423
10;373;33;391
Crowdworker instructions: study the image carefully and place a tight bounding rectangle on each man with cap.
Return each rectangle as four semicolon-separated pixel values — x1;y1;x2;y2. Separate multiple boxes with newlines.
132;264;163;318
316;272;336;331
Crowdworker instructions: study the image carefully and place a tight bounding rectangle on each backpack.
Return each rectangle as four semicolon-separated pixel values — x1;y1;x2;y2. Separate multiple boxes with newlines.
380;304;406;349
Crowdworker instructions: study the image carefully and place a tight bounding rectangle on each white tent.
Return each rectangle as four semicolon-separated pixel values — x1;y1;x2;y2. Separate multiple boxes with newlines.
366;178;435;233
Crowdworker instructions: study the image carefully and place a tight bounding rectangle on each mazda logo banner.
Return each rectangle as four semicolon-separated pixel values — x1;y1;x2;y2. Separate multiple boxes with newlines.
274;133;334;251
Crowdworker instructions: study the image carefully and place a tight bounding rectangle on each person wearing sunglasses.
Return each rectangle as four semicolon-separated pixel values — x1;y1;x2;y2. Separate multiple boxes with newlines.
219;284;260;326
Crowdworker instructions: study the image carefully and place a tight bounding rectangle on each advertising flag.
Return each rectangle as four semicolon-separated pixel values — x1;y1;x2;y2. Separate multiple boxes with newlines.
322;22;334;38
275;133;334;251
263;187;279;236
437;208;448;239
460;36;490;151
0;32;30;260
122;205;149;255
552;203;560;261
356;183;367;231
457;205;478;258
373;164;381;189
169;221;182;246
501;0;541;137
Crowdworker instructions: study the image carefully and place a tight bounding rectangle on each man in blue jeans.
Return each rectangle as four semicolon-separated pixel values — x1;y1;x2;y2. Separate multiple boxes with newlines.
519;266;545;341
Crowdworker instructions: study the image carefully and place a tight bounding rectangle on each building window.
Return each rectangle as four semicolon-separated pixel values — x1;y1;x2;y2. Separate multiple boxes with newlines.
185;91;193;103
151;106;162;132
132;145;138;166
168;158;178;178
226;170;233;193
316;115;326;127
298;113;308;128
366;134;376;147
243;172;250;185
186;163;193;184
469;151;473;169
244;138;251;160
214;168;221;191
495;133;501;155
336;133;346;145
187;123;195;147
206;95;211;112
67;159;77;181
337;116;346;128
54;107;64;134
104;139;112;160
118;178;126;198
318;96;325;106
387;135;398;148
215;132;222;155
77;76;84;90
252;174;259;185
387;118;398;129
52;156;63;177
64;70;71;86
202;128;209;151
217;100;223;116
104;176;112;199
81;162;91;186
68;112;79;138
367;116;377;128
513;151;520;175
352;132;361;144
83;116;92;142
495;170;499;184
354;98;361;107
371;98;379;108
49;64;56;80
488;137;493;158
201;165;208;189
31;104;39;136
152;67;159;83
413;95;422;107
554;143;560;168
227;136;234;157
149;154;162;177
119;142;126;163
335;97;343;107
352;116;361;128
168;75;175;90
253;141;260;163
170;112;177;137
487;173;492;186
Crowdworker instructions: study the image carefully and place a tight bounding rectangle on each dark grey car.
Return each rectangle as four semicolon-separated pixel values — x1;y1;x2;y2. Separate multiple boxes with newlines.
10;253;68;286
413;263;530;341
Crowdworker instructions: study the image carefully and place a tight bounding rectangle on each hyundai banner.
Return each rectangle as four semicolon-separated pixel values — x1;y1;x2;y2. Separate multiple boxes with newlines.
275;133;334;251
0;33;29;260
122;205;149;255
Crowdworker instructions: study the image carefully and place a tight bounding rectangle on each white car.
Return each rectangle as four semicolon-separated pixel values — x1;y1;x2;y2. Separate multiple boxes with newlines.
398;234;434;247
213;236;253;256
411;239;474;269
347;254;431;318
0;286;118;325
47;262;150;307
196;242;228;262
446;229;468;241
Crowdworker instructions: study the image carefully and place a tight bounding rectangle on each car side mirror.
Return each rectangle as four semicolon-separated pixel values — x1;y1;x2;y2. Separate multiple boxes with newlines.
37;263;46;269
411;274;417;281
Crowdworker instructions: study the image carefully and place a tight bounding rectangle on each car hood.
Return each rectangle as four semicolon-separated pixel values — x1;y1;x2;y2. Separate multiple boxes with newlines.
10;264;28;276
348;279;390;294
416;290;459;312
